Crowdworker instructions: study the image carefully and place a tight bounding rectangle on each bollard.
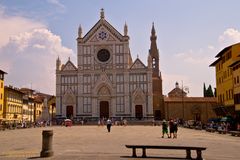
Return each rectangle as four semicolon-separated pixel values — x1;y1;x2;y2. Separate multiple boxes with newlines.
40;130;54;157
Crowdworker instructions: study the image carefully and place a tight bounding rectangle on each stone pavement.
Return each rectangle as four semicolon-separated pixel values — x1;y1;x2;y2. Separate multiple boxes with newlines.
0;126;240;160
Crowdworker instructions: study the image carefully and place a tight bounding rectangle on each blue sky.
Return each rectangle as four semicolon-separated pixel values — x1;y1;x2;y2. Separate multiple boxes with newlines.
0;0;240;96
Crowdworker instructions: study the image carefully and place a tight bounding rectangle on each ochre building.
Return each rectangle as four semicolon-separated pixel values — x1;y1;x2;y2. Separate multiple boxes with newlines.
0;69;7;122
3;86;24;123
210;43;240;116
229;52;240;123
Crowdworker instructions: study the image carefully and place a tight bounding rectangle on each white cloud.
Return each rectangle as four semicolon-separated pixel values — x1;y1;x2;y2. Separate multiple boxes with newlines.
0;8;74;95
218;28;240;47
163;27;240;96
208;45;215;50
0;6;45;47
174;49;212;65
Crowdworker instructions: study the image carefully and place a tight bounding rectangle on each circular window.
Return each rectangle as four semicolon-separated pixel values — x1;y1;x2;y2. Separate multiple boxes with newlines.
97;49;110;62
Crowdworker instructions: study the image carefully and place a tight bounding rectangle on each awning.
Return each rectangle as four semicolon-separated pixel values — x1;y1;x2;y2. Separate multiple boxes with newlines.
214;105;235;116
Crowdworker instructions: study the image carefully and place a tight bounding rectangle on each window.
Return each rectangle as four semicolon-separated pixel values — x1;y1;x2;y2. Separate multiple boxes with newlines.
116;55;123;64
1;82;3;88
116;84;124;93
83;97;91;113
116;74;124;82
116;97;124;112
153;58;156;68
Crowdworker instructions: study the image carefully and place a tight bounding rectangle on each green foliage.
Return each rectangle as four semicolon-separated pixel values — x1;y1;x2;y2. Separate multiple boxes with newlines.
203;83;214;97
203;83;206;97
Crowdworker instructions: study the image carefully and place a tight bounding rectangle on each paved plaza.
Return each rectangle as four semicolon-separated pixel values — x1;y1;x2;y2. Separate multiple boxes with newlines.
0;125;240;160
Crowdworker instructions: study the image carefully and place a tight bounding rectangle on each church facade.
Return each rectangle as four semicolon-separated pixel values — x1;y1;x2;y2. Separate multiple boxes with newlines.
55;9;164;120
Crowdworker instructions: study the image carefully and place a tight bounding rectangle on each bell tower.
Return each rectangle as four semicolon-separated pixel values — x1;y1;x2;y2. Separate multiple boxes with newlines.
148;23;164;120
149;23;160;77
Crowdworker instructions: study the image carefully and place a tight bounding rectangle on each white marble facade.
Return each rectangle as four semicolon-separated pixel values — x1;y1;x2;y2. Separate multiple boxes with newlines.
56;9;156;120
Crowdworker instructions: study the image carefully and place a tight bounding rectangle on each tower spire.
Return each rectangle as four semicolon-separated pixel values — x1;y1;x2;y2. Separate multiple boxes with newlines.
78;24;82;38
124;22;128;36
151;22;156;36
149;22;160;77
56;56;61;71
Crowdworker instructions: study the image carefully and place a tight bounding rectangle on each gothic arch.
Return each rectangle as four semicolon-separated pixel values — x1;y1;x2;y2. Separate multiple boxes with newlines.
98;85;111;96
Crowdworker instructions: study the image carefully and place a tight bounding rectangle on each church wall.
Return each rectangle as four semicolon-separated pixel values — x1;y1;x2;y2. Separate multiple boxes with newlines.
164;99;217;124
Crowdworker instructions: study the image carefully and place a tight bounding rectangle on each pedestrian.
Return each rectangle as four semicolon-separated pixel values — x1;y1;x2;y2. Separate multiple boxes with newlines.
98;119;101;126
173;120;178;138
169;119;174;138
106;118;112;132
162;120;170;138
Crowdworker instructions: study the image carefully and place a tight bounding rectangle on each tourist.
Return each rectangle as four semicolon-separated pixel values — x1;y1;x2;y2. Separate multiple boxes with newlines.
123;119;128;126
106;118;112;132
98;119;101;126
169;119;174;138
173;120;178;138
162;120;170;138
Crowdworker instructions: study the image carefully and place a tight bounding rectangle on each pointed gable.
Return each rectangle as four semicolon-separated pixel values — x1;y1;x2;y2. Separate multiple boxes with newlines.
130;58;147;69
82;18;124;43
133;87;146;104
61;60;77;71
95;73;112;87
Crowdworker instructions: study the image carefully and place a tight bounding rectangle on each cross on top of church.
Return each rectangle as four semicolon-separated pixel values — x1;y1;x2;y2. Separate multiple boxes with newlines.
100;8;104;19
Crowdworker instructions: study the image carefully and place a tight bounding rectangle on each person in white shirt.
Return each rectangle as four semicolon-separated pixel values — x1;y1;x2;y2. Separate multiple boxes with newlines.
106;118;112;132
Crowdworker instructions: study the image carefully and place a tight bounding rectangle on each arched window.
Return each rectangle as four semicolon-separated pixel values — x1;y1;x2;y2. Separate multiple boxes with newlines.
152;58;156;68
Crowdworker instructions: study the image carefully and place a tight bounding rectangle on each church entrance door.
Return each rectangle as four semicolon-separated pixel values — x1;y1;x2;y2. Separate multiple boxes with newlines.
66;106;73;119
194;113;201;121
135;105;143;120
100;101;109;118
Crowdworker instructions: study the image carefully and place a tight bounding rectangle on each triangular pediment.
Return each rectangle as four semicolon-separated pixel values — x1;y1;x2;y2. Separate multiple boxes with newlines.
93;72;113;94
63;88;76;105
83;19;123;43
130;58;147;69
62;60;77;71
64;87;74;95
133;87;145;104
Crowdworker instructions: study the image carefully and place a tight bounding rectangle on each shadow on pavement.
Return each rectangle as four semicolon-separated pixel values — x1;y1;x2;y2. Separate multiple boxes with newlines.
120;156;187;159
27;156;41;159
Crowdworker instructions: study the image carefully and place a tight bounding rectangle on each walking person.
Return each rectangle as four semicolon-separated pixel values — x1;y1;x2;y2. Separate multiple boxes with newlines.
173;120;178;138
106;118;112;132
162;120;170;138
169;119;174;138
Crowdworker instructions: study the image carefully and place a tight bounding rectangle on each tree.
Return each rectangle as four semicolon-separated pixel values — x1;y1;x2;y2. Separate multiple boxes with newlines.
203;83;207;97
206;85;214;97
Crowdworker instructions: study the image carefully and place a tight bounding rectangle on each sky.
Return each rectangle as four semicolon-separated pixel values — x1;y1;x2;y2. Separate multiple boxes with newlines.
0;0;240;96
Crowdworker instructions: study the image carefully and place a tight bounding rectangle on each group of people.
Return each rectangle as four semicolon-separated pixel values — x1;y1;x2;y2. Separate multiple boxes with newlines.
162;119;178;138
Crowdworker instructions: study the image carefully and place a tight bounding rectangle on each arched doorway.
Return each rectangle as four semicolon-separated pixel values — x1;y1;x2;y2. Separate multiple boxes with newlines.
100;101;109;118
135;105;143;120
66;106;73;119
154;110;161;120
194;113;201;121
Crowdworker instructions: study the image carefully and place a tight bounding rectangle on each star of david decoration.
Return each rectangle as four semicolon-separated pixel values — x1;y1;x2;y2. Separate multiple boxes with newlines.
98;31;108;40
